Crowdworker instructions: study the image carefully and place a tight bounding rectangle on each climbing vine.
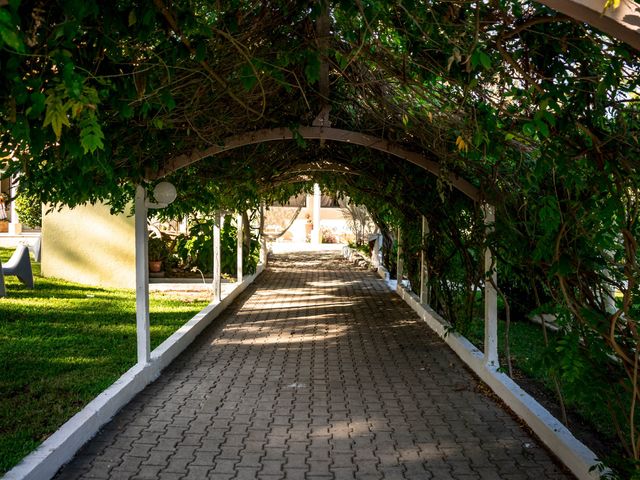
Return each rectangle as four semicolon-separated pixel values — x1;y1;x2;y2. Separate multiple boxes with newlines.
1;0;639;475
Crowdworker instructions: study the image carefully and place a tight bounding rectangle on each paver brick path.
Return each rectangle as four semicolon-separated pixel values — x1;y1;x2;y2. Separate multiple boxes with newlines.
56;252;572;480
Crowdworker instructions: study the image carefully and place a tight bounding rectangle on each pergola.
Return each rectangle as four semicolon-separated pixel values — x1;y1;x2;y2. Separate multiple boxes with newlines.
2;1;640;478
129;0;640;371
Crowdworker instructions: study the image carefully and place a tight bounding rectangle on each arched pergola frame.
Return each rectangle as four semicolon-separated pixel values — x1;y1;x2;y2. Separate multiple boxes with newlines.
148;126;481;202
135;125;499;372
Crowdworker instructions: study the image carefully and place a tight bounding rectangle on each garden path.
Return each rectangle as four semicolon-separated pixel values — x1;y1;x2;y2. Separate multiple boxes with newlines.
55;251;573;480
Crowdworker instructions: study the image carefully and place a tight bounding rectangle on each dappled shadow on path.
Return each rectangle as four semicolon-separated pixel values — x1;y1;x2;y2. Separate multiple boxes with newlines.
55;250;573;480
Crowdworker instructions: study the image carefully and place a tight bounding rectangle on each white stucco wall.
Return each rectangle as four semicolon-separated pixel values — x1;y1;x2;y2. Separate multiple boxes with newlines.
42;203;135;288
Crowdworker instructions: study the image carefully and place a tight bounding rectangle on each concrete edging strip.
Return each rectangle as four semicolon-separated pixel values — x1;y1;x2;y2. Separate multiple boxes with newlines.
4;263;264;480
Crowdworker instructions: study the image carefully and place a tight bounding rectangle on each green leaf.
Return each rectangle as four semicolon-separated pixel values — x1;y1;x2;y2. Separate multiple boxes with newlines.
43;89;71;139
470;50;479;69
478;51;491;70
536;120;550;138
195;43;206;62
0;26;23;51
554;255;573;276
304;51;321;84
79;112;104;154
80;131;104;154
27;92;46;118
0;9;24;52
334;50;348;70
539;196;561;231
522;122;536;137
160;90;176;111
119;103;134;119
128;10;137;26
470;50;491;70
239;64;257;91
542;111;556;127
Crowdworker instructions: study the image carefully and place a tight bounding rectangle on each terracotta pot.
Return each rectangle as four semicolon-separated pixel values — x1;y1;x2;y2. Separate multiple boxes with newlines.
0;222;8;233
149;260;163;273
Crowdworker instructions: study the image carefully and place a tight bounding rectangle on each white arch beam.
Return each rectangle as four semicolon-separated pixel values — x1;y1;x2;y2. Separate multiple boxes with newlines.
537;0;640;51
150;126;480;202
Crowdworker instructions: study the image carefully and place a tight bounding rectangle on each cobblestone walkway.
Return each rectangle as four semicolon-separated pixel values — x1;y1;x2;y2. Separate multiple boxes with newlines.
56;252;572;480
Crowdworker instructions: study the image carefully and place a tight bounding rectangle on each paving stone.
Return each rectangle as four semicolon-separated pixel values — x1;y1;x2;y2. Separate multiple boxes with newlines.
141;449;172;466
53;252;575;480
133;464;164;479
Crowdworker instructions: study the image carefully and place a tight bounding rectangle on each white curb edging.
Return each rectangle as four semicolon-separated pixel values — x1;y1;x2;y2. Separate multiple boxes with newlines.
4;263;265;480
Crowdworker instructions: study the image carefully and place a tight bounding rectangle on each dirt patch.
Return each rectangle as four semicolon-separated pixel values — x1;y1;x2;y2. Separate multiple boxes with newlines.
510;369;618;464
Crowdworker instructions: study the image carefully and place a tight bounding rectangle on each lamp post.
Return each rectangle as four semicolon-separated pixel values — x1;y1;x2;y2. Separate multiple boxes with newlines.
135;182;177;365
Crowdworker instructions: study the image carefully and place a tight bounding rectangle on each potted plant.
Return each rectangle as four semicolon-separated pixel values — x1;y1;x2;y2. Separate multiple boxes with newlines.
148;236;168;273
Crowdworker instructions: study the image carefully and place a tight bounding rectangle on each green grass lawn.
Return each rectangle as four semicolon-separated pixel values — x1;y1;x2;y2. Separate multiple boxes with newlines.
0;247;209;474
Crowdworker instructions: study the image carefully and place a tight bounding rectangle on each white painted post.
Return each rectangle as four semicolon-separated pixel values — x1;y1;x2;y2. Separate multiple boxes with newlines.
236;212;243;283
420;216;429;305
483;203;499;368
604;288;617;314
603;251;618;314
371;232;380;268
8;175;20;235
396;227;404;290
259;203;267;266
312;183;322;244
213;213;221;302
134;185;150;365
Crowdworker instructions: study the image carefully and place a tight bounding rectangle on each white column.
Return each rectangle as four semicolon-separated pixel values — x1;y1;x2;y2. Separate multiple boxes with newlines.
312;183;321;244
483;203;499;368
371;232;381;268
420;216;429;305
8;175;20;234
134;185;150;365
236;212;243;283
259;203;267;266
213;213;221;302
396;227;404;290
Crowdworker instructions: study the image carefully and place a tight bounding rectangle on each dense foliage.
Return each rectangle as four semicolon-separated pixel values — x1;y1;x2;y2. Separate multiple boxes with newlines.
1;0;639;475
171;214;260;277
13;189;41;228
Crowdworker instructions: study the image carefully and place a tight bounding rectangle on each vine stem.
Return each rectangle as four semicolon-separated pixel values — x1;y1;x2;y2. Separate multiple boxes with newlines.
532;282;568;426
152;0;265;120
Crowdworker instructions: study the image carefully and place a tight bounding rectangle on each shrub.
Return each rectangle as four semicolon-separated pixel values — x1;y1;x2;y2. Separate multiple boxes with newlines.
14;192;41;228
148;236;169;262
173;215;260;277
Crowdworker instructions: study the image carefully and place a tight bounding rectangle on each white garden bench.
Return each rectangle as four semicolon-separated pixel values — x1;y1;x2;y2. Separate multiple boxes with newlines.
0;244;34;296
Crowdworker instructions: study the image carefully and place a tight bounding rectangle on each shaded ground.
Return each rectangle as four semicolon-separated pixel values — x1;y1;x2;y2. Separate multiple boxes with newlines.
56;251;573;479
